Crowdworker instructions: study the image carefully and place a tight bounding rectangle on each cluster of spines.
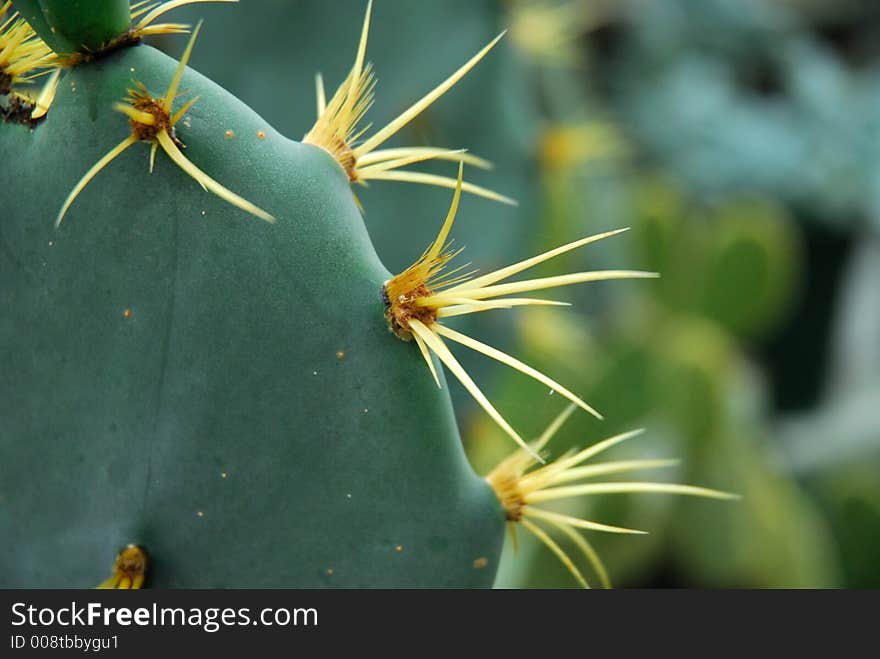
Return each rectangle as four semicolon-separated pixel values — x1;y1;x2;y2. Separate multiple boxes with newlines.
379;165;737;587
303;0;514;206
3;1;737;588
1;1;239;123
56;22;276;227
383;164;657;460
485;405;737;588
0;1;57;122
96;545;149;589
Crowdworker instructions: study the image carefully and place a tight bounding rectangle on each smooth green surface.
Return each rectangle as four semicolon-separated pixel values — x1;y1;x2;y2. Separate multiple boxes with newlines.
0;44;504;587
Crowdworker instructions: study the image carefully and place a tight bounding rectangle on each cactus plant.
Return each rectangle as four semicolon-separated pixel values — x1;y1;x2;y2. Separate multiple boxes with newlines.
1;0;732;588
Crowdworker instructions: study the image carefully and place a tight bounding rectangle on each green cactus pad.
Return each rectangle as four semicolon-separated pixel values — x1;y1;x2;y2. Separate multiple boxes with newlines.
0;43;504;587
12;0;131;55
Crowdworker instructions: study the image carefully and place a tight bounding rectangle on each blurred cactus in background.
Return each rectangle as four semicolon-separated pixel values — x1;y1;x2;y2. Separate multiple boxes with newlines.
483;0;877;587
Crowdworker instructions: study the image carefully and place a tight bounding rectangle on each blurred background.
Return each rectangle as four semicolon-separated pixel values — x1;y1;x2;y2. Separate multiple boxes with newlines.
158;0;880;587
